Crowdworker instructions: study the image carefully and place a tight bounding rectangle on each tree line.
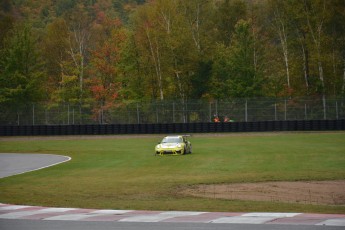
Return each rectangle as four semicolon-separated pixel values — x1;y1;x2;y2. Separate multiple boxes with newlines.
0;0;344;120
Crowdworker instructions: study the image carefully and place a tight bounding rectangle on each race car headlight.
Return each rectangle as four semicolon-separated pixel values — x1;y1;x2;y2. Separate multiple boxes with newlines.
177;144;182;148
156;144;161;149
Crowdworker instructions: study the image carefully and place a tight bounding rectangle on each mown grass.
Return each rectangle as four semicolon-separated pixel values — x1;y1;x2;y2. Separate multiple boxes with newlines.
0;132;345;213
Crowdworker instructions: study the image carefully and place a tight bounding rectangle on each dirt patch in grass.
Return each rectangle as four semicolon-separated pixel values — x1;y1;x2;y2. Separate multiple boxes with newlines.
182;180;345;205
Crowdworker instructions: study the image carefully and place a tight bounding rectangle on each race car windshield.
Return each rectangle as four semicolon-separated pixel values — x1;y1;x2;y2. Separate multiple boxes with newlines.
161;137;182;143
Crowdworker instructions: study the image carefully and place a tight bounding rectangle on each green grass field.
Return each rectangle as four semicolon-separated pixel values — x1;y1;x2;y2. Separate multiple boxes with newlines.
0;132;345;214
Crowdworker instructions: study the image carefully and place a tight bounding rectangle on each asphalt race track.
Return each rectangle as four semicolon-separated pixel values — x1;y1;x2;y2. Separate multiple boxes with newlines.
1;219;345;230
0;153;71;178
0;153;344;230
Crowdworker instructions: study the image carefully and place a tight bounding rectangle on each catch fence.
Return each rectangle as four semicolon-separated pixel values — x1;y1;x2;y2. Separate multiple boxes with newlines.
0;97;344;125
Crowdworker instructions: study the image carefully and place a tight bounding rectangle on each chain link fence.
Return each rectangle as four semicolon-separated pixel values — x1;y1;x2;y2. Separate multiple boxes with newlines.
1;97;344;125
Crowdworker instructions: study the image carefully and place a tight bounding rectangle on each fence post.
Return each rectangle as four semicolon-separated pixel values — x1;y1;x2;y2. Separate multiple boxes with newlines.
67;104;70;125
216;100;218;116
173;102;175;123
137;103;140;124
101;108;104;124
99;109;101;124
305;104;307;120
284;100;287;120
184;101;187;123
274;103;277;121
32;103;35;125
336;101;338;120
79;105;82;125
209;102;212;122
245;100;248;122
127;108;130;124
156;103;159;123
323;95;327;120
45;109;48;125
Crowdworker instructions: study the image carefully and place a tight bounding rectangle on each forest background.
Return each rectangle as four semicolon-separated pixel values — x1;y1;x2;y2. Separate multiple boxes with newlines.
0;0;344;123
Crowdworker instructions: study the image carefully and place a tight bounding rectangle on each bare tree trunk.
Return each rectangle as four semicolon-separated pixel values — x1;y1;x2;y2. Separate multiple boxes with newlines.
187;2;201;51
301;44;309;91
250;5;258;77
68;24;89;104
155;37;164;100
145;28;164;100
297;31;310;92
273;10;290;89
304;0;326;119
342;57;345;94
159;9;171;34
174;70;186;122
318;60;327;119
173;55;185;103
282;42;290;89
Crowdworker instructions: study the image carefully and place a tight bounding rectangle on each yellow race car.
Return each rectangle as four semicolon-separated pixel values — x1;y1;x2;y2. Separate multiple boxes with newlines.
155;135;192;155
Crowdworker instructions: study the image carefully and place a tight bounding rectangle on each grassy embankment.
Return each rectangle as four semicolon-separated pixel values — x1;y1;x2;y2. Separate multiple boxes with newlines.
0;132;344;213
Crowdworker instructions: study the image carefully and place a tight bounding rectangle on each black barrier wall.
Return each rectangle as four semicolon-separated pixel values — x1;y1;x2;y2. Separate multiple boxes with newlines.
0;120;344;136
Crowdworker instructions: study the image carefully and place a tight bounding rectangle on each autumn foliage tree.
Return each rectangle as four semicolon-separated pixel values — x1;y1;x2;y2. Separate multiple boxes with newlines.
0;23;43;107
88;14;126;122
0;0;344;124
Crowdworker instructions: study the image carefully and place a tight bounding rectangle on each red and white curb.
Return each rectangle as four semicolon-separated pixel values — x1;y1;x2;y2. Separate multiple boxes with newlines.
0;203;345;226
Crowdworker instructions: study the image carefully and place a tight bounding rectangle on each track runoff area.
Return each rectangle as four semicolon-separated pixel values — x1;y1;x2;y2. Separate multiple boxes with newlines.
0;135;344;227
